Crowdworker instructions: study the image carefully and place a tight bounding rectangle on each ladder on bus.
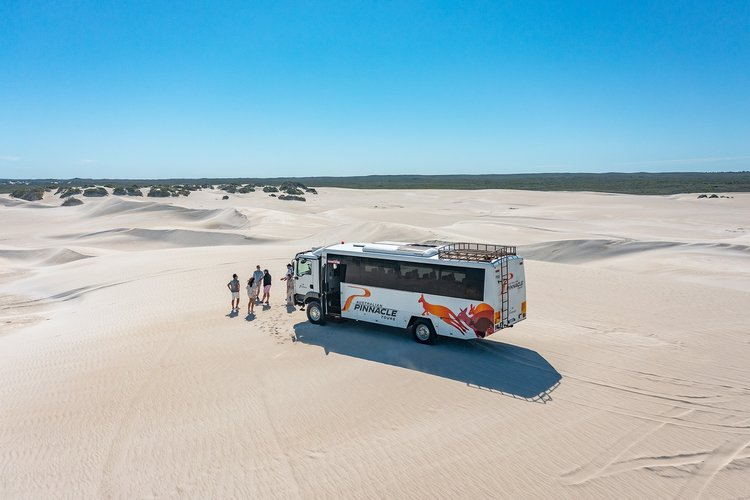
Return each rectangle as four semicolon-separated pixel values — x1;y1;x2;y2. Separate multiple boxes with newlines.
500;256;510;327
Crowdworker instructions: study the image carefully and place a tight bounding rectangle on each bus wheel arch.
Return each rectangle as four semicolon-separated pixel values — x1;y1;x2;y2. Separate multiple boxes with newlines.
410;318;436;344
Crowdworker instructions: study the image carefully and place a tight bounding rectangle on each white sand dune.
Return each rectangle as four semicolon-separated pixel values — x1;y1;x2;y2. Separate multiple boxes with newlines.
83;198;251;230
1;187;749;498
54;227;263;249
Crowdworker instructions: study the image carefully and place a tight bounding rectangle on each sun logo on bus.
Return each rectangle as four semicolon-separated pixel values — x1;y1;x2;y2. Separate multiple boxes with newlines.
342;286;371;312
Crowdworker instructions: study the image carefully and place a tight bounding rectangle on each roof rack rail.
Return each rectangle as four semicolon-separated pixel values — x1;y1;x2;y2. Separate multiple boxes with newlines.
437;242;516;262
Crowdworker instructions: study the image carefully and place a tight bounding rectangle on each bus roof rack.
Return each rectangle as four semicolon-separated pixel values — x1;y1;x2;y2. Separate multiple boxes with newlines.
437;242;516;262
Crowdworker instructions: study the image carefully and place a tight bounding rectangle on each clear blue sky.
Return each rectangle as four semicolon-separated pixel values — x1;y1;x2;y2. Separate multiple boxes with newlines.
1;1;749;179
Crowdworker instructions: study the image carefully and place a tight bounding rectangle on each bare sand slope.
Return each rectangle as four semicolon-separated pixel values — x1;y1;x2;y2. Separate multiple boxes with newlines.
1;188;749;499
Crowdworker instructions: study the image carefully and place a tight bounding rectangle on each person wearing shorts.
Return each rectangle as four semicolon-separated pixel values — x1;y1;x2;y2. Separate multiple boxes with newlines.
227;274;240;311
261;269;272;305
246;276;258;315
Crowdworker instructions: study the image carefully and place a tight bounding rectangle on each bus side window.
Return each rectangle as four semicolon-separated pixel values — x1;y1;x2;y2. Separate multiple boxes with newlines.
464;268;485;301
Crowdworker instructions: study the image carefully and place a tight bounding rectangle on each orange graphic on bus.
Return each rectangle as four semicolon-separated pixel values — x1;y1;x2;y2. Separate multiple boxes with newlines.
418;294;468;334
342;286;371;311
418;294;496;338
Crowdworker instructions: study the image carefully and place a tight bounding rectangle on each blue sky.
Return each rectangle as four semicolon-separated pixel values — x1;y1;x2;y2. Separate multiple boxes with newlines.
1;1;748;179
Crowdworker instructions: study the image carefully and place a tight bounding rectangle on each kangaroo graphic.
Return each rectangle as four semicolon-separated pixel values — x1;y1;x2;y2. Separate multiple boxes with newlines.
418;294;468;334
456;303;496;338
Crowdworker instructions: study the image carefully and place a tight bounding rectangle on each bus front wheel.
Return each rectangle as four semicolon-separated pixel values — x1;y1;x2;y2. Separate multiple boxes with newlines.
306;300;324;325
411;319;436;344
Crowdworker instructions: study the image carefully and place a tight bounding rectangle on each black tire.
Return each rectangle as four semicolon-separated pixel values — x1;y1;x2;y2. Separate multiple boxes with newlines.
411;319;437;344
306;300;324;325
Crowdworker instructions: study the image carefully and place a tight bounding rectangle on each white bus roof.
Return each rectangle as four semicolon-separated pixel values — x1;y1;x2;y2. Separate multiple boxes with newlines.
309;241;518;264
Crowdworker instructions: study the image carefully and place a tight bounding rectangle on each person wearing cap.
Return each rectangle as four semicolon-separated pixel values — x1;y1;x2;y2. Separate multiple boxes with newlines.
281;263;295;305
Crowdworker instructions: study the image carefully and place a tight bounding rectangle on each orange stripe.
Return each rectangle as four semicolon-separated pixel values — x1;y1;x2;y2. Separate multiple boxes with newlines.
342;286;371;311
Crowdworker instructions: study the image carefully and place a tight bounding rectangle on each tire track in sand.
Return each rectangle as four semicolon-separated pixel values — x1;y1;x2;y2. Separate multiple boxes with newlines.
676;428;750;499
562;407;693;485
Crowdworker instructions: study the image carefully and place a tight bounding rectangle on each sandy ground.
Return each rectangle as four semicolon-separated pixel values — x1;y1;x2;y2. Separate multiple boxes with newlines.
1;187;749;499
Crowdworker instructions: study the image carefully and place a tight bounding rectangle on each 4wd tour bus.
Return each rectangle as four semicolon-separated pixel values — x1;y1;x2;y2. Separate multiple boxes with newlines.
293;241;526;344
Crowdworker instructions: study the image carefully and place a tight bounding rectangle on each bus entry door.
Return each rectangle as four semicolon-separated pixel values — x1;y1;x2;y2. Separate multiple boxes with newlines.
325;262;343;314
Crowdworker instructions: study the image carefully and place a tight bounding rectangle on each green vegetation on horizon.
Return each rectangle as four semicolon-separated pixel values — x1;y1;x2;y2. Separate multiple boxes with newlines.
2;172;749;196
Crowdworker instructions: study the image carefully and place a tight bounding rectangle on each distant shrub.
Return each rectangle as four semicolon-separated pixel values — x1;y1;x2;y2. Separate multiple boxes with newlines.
219;184;238;193
104;184;114;188
222;195;229;200
269;193;277;197
11;187;44;201
113;187;127;195
148;187;171;197
280;181;307;192
83;187;108;197
709;194;719;199
60;187;82;198
62;197;83;206
697;194;707;199
263;186;278;193
238;185;255;193
306;188;318;194
278;194;306;202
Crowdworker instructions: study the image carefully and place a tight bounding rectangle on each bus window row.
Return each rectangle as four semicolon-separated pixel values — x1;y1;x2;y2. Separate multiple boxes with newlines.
328;254;485;301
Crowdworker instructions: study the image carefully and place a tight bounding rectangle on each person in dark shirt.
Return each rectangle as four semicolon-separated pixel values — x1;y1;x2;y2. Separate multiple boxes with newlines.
261;269;272;305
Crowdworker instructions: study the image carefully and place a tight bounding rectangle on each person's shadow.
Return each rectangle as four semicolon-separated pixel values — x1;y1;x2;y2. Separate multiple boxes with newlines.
286;304;296;314
245;313;256;321
262;303;271;311
226;309;238;318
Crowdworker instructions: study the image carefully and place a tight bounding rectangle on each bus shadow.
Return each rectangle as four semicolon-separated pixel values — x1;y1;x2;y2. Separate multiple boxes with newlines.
293;322;562;403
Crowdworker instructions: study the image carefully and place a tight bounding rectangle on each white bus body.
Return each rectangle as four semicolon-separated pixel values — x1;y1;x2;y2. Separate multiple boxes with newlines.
293;241;526;344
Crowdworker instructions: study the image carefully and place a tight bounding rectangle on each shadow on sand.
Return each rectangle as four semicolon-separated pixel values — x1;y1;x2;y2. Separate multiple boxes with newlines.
293;321;562;403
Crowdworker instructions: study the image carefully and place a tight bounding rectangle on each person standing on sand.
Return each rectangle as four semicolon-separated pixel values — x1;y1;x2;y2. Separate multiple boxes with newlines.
281;263;294;305
227;274;240;311
246;276;257;315
261;269;272;305
252;265;264;303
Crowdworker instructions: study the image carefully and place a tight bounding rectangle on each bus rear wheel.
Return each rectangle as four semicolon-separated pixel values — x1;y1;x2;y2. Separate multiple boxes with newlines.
306;300;324;325
411;319;436;344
